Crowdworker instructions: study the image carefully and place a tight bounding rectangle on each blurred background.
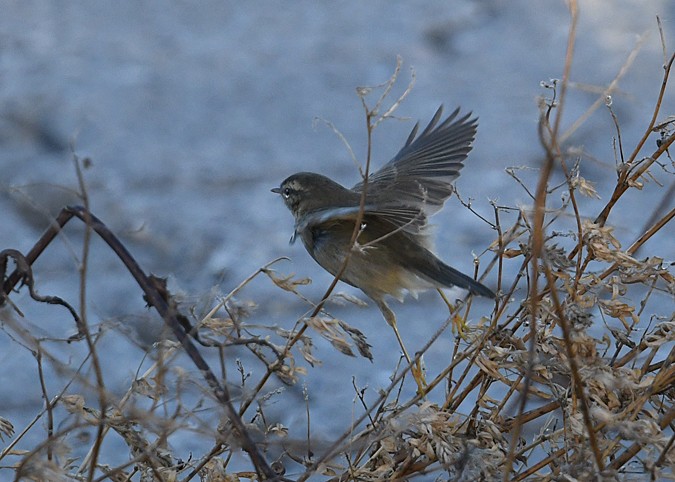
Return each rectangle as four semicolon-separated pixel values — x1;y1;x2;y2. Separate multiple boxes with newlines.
1;0;673;471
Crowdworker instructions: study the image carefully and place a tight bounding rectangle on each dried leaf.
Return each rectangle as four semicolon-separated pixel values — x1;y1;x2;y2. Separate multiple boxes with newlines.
338;320;373;360
298;337;322;367
61;394;85;415
644;321;674;347
328;291;369;307
0;416;14;441
268;423;289;438
266;271;311;292
572;174;601;199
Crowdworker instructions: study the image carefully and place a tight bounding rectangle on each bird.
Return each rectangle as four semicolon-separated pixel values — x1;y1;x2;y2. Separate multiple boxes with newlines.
272;106;494;390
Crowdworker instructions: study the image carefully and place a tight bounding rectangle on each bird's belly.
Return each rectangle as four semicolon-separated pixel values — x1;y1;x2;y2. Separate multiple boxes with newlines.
302;226;433;300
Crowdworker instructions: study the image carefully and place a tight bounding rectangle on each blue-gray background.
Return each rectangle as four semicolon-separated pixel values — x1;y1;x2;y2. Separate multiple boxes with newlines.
1;0;673;475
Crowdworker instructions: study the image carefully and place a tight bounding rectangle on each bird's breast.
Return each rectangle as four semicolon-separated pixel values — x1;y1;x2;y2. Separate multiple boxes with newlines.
297;220;434;300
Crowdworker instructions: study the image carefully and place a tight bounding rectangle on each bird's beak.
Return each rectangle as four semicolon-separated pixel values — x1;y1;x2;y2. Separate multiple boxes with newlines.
271;187;281;194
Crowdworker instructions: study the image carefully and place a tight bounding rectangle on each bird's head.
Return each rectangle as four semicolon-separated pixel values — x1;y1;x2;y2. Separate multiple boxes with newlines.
272;172;354;220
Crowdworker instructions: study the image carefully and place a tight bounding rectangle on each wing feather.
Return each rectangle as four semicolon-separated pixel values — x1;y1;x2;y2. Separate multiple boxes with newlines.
351;106;478;238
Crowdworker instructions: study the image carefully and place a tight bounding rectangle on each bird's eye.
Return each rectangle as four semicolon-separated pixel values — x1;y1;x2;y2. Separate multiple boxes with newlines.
282;187;292;198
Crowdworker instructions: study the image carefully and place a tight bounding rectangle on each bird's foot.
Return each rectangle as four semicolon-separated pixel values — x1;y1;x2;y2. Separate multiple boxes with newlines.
451;312;469;339
411;358;428;396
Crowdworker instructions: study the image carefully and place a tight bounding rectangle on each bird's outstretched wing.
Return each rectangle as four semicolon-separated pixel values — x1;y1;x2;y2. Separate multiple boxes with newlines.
351;106;477;236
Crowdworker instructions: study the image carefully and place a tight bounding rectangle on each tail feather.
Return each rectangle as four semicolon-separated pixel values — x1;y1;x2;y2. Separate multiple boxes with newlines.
419;258;495;299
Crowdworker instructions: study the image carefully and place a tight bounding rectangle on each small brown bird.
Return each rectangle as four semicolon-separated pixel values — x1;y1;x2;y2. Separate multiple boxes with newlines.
273;106;494;385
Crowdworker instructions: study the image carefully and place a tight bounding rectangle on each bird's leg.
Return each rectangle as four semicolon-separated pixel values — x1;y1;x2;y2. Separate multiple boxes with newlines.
374;298;427;395
437;289;466;338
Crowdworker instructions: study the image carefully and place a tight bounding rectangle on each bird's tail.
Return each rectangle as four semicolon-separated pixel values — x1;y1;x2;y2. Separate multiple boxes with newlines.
419;258;495;299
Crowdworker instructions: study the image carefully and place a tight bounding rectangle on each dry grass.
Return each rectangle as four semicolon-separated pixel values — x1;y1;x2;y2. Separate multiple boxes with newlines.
1;4;674;481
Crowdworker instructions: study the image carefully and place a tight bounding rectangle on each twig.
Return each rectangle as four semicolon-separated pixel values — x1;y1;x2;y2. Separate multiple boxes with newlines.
3;206;279;480
505;2;578;478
